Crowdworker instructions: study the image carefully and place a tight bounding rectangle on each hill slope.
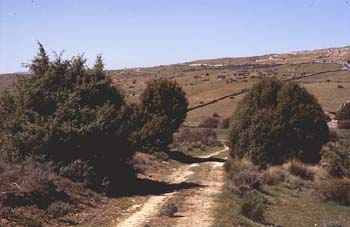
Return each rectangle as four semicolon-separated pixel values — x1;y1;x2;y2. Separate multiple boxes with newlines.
1;46;349;123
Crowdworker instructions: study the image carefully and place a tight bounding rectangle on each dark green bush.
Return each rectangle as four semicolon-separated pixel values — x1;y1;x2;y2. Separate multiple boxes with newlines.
322;140;350;178
59;159;95;185
240;191;266;222
335;101;350;120
0;43;135;189
228;78;329;166
131;79;188;152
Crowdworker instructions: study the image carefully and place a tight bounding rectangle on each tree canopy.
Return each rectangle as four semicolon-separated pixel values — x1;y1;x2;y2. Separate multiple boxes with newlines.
228;78;329;166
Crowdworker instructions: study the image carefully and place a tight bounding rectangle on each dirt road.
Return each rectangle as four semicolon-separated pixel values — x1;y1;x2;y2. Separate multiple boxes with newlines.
115;146;227;227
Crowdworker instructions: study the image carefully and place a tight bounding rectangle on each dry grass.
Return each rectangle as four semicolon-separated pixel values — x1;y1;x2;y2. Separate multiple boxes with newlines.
285;160;316;180
261;166;287;186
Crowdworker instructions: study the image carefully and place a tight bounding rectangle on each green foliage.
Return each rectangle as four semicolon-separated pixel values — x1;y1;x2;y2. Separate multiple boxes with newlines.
335;102;350;120
59;159;95;185
322;140;350;178
132;78;188;152
228;78;329;166
0;43;135;188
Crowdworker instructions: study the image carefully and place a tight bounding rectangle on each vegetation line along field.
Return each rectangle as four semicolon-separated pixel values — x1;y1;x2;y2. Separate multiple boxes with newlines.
188;68;344;113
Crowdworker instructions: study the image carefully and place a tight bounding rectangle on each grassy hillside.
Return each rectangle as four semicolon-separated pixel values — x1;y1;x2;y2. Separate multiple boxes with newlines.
1;46;349;123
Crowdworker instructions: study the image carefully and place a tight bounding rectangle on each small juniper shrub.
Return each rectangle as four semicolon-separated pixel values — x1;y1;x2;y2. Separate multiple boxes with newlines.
287;160;315;180
59;160;95;186
159;201;178;217
47;201;70;218
228;78;329;166
315;178;350;205
240;191;266;222
321;140;350;178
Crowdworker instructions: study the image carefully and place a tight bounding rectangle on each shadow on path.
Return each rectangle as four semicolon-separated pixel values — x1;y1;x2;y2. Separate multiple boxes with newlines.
168;151;225;164
111;178;204;197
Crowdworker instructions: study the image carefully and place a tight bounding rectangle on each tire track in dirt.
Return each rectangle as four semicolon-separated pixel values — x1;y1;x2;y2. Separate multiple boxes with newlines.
115;146;228;227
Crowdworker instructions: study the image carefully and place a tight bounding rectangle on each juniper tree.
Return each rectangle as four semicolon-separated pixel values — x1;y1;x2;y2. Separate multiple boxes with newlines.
228;78;329;166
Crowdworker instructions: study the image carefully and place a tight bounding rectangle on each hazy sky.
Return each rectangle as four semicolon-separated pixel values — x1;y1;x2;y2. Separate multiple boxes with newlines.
0;0;349;73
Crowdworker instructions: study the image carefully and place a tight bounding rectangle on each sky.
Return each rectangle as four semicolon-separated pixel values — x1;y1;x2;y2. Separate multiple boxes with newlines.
0;0;349;74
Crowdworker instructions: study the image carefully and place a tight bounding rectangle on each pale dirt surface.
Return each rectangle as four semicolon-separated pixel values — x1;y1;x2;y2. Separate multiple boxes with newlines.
115;146;228;227
175;160;225;227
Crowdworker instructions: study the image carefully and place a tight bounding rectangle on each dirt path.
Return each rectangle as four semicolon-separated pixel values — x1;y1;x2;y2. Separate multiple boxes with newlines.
115;146;228;227
175;158;225;227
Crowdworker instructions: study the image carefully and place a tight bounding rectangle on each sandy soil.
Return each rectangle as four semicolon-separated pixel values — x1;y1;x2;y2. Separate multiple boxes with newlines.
115;146;228;227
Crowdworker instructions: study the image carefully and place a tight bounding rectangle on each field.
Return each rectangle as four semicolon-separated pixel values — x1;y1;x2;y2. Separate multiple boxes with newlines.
104;46;350;123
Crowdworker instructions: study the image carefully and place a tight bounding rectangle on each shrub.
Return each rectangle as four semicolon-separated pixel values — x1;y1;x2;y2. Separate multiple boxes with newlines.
0;159;56;195
159;201;178;217
59;160;95;185
287;160;315;180
199;116;220;128
322;140;350;178
261;166;287;186
240;191;266;222
224;158;258;178
225;158;261;196
228;78;329;166
131;79;188;152
335;101;350;120
173;128;220;147
19;161;56;194
0;43;135;189
228;170;261;196
315;178;350;205
47;201;70;217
